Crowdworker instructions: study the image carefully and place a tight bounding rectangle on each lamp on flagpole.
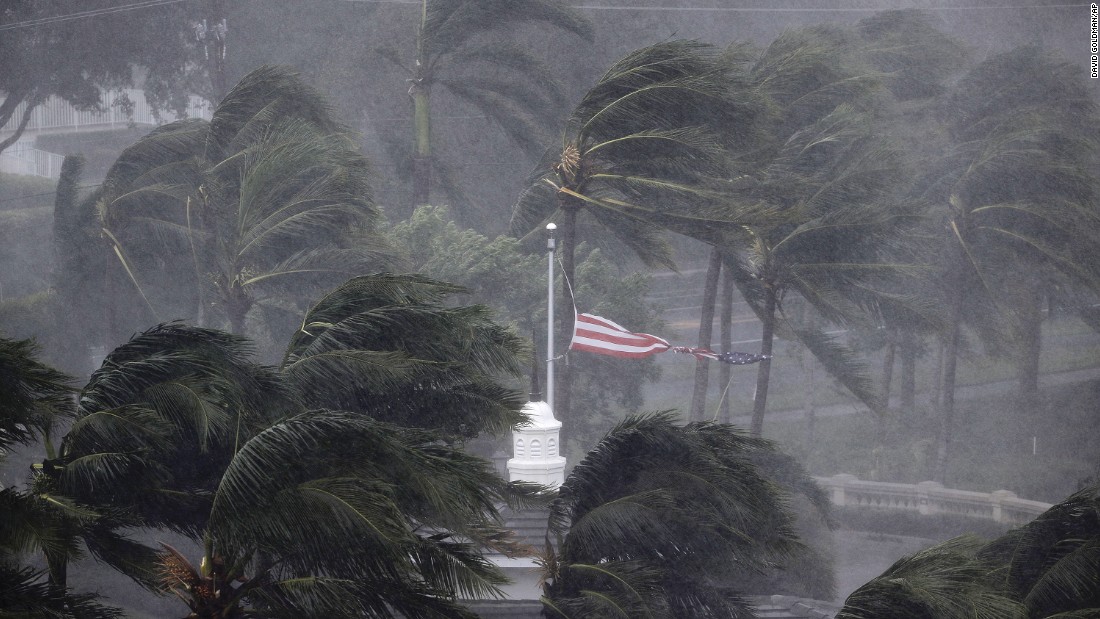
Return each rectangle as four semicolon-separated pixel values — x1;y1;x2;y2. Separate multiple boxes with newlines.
546;223;556;410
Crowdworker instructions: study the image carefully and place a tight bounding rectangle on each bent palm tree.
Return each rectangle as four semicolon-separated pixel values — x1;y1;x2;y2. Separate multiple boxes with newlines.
919;46;1100;482
378;0;591;209
724;103;908;436
839;484;1100;618
98;65;387;335
30;273;535;617
512;40;764;436
980;484;1100;617
541;412;827;618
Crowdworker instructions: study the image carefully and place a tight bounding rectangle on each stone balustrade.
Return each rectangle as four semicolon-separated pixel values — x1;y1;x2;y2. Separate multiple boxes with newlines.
814;474;1051;526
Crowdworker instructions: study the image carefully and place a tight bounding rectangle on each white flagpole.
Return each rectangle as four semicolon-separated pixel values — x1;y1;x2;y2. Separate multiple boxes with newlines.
546;223;556;410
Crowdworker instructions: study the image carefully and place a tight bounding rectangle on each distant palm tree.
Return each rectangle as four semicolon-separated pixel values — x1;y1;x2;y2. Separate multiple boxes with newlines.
512;40;764;437
540;412;828;618
686;23;873;422
980;484;1100;617
377;0;592;209
97;66;387;335
724;103;907;436
919;46;1100;482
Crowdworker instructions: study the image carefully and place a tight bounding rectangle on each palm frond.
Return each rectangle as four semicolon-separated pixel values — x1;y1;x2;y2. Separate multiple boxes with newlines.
838;536;1025;619
0;563;124;619
423;0;591;56
0;336;75;449
785;322;883;414
546;413;813;617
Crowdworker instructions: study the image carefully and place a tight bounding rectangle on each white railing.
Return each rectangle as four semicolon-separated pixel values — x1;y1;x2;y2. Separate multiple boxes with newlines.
0;140;64;178
814;474;1052;527
1;89;211;135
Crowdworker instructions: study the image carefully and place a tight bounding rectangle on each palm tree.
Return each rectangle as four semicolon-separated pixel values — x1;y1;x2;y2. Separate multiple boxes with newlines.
280;272;530;439
540;412;828;618
29;273;534;617
979;484;1100;617
836;536;1024;619
97;65;387;336
687;21;913;424
838;483;1100;618
723;102;907;436
511;40;764;438
0;335;124;618
376;0;592;210
919;46;1100;482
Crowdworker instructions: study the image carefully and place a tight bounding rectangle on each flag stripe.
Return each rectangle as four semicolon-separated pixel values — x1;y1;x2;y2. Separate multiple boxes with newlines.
570;313;670;358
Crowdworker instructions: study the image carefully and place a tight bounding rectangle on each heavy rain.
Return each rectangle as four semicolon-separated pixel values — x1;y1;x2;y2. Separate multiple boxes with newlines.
1;1;1098;617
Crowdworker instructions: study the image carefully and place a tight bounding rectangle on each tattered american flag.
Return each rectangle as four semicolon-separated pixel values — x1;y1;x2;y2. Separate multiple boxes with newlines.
670;346;770;365
569;313;768;365
570;313;671;358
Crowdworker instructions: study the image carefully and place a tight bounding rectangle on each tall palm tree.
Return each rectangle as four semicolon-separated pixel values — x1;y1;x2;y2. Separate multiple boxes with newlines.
724;103;908;436
377;0;592;209
688;21;909;424
540;412;829;618
511;40;765;438
97;65;388;336
919;46;1100;482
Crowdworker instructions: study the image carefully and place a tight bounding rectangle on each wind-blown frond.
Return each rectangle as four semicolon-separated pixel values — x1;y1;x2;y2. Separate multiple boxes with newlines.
545;413;818;618
838;536;1025;619
281;274;528;438
423;0;591;56
208;410;520;610
0;563;124;619
981;484;1100;616
0;336;74;449
59;323;298;534
786;323;883;414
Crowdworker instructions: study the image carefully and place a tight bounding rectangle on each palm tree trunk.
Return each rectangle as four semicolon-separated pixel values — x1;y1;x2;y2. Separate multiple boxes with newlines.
690;247;722;422
1017;285;1043;415
750;284;778;437
802;307;817;447
930;338;944;412
934;290;963;484
228;307;247;335
206;0;230;103
878;334;896;447
718;262;735;424
899;330;916;411
411;87;432;205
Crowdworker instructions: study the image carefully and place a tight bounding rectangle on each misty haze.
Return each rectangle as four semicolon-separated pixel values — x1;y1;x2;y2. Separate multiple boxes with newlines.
1;1;1098;618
